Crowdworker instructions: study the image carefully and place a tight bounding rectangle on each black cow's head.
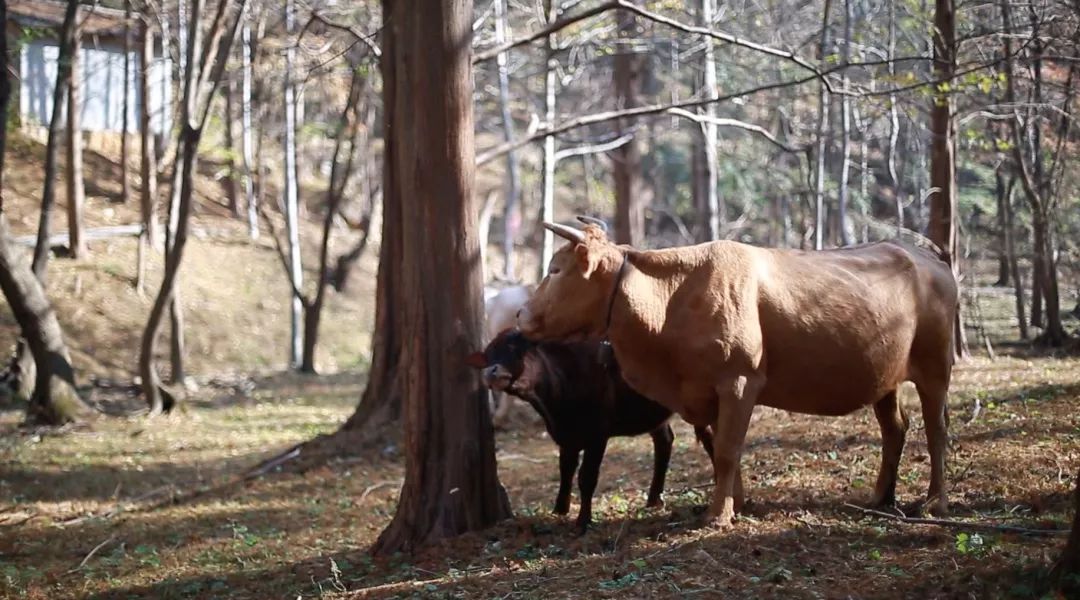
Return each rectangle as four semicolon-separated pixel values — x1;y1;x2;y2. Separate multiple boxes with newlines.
465;330;535;392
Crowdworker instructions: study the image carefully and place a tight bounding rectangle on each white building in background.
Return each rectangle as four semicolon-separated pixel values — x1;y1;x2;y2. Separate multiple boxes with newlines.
8;0;172;145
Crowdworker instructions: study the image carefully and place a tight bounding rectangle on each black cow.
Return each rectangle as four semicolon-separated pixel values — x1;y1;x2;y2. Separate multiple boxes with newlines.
467;330;713;532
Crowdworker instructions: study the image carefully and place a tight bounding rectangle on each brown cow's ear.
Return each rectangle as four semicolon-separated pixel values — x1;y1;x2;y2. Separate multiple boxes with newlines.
465;352;488;369
575;244;599;279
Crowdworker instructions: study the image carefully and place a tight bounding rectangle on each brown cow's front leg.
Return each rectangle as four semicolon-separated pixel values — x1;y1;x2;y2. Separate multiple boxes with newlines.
575;438;608;533
870;390;908;507
646;424;674;508
693;425;744;511
554;446;580;515
708;374;762;528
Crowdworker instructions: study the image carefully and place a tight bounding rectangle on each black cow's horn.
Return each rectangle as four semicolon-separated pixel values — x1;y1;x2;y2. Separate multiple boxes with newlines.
543;222;586;244
576;215;609;233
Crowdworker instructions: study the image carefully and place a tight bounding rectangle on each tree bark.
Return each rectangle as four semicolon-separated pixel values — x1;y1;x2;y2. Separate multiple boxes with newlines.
813;0;832;250
138;18;158;291
224;80;239;217
997;168;1028;340
121;0;132;206
66;28;86;259
612;7;646;246
372;0;510;555
284;0;303;368
887;0;903;235
32;0;80;280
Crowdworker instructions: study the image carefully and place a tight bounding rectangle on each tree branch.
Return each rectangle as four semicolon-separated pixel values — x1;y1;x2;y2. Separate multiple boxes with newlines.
553;132;633;161
473;0;619;63
666;108;804;153
844;504;1068;537
258;207;312;309
309;11;381;58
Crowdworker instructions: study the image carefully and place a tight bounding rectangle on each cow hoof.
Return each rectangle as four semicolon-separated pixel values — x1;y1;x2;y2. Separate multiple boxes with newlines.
552;502;570;516
705;509;736;530
574;519;591;536
868;492;897;509
645;497;664;509
925;498;949;517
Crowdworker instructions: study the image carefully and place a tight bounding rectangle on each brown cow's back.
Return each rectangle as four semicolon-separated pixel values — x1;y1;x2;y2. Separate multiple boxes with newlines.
607;240;956;423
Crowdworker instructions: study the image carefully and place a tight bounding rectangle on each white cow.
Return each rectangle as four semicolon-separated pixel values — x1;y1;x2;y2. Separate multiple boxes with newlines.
483;284;533;426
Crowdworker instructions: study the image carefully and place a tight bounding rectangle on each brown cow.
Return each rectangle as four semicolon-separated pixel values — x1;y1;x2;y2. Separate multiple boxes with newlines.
517;220;957;527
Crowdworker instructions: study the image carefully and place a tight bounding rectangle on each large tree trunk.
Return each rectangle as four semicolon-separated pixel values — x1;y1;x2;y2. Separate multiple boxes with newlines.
372;0;510;555
612;7;646;246
283;0;303;368
66;24;86;259
121;0;132;206
538;0;557;277
32;0;80;280
0;218;94;425
812;0;832;250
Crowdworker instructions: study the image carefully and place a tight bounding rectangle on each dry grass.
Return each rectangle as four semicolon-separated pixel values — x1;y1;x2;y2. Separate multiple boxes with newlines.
2;349;1078;599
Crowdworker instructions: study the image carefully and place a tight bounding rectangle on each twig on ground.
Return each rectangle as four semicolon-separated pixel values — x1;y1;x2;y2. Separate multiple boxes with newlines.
246;446;302;479
843;503;1069;536
360;480;402;502
496;453;545;464
66;535;117;574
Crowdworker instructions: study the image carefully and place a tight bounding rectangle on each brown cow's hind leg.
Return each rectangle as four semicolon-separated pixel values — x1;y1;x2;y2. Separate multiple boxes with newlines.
708;374;762;528
870;390;908;507
915;381;950;516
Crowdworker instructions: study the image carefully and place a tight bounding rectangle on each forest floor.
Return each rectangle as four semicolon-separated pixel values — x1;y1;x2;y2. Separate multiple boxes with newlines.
3;332;1080;598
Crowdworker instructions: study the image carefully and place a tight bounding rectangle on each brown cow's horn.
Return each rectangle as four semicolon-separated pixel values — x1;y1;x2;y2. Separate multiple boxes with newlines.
543;222;586;244
576;215;609;233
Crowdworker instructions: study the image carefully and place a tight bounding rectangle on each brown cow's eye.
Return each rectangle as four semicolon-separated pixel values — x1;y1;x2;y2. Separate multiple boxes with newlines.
549;267;561;275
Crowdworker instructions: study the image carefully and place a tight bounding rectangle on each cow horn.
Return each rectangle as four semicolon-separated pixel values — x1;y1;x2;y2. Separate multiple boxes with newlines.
576;215;609;233
542;222;586;244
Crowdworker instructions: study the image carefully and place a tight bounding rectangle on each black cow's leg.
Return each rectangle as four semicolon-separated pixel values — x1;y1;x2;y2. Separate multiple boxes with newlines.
646;424;674;508
554;445;580;515
575;438;608;533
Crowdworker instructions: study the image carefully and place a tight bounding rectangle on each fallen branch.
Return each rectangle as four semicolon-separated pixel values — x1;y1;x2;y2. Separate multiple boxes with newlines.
66;535;117;574
843;503;1069;537
360;480;402;502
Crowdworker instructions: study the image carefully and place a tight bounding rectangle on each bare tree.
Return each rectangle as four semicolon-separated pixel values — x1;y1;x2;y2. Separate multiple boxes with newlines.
837;0;854;246
693;0;721;243
140;0;246;414
373;0;510;554
0;4;93;425
283;0;303;368
32;0;80;280
121;0;132;206
493;0;520;278
138;9;157;292
539;0;557;276
241;8;257;239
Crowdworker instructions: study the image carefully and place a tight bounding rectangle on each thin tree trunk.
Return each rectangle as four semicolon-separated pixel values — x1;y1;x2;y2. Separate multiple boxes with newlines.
493;0;520;279
929;0;966;357
32;0;80;280
612;7;645;246
998;170;1027;340
138;18;157;292
695;0;720;242
887;0;902;234
539;0;557;277
284;0;303;368
373;0;510;555
813;0;832;250
339;0;403;434
140;0;244;413
837;0;853;246
994;158;1010;287
300;69;365;374
66;28;86;259
121;0;132;206
224;80;239;217
241;13;257;239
